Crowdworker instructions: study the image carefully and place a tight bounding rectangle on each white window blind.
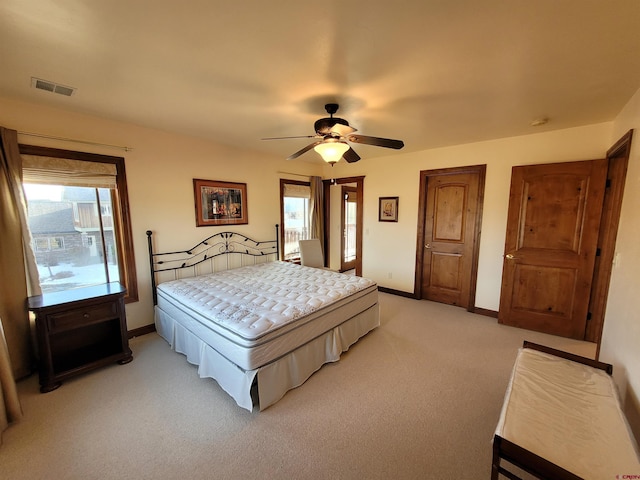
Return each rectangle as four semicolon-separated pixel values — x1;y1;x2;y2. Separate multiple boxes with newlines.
21;155;117;188
283;183;310;199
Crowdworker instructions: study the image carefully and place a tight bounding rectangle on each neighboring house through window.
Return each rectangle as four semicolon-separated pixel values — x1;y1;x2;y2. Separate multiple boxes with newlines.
20;145;138;302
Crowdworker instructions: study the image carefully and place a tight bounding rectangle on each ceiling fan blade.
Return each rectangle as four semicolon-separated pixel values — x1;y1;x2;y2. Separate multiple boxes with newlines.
286;141;322;160
262;135;318;140
347;134;404;149
329;123;357;136
343;147;361;163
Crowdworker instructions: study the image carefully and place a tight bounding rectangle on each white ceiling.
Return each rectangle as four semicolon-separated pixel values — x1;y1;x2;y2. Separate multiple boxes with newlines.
2;1;640;162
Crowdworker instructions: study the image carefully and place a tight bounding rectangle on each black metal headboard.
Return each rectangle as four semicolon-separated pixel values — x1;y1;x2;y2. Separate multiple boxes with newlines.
146;225;280;305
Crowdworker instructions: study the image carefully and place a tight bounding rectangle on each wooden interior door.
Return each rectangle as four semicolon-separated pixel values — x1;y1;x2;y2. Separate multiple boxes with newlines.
498;159;607;339
419;168;483;308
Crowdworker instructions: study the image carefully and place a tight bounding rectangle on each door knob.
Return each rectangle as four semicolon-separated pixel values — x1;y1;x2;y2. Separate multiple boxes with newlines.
505;254;515;259
425;243;431;249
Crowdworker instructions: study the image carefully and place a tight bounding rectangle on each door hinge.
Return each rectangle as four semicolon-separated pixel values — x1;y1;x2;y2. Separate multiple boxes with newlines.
587;312;592;321
596;247;601;257
606;178;612;188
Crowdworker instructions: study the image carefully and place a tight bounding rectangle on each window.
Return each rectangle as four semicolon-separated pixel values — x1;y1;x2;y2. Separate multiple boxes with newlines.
34;238;50;252
50;237;65;250
100;204;112;216
279;179;311;261
20;145;138;302
34;236;65;252
82;235;94;248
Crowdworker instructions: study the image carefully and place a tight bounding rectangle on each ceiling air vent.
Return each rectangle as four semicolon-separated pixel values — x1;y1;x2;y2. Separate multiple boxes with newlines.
31;77;76;97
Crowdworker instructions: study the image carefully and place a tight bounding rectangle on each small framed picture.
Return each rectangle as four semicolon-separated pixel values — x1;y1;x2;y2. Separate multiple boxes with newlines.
379;196;398;222
193;179;248;227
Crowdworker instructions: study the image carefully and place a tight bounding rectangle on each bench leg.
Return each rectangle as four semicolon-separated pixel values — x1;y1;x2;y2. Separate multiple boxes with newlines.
491;437;501;480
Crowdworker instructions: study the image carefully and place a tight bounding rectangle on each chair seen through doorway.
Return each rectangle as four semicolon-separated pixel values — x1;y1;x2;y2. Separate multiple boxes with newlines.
298;239;326;269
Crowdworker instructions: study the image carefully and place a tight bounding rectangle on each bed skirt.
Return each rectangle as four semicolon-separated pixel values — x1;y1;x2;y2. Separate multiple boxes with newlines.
154;303;379;411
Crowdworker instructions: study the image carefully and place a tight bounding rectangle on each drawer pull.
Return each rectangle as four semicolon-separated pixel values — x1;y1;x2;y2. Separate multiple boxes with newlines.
83;313;90;319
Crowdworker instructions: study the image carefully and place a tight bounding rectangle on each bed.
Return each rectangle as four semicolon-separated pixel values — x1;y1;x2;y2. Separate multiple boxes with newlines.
146;227;379;411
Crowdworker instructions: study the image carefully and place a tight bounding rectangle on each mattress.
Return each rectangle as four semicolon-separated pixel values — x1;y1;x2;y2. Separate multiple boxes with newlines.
156;261;379;371
495;347;640;479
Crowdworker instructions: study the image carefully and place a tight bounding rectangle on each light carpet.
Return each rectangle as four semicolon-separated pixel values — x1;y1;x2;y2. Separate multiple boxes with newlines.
0;293;596;480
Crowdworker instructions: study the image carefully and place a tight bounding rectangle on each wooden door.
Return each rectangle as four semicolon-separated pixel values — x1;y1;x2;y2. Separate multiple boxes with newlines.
498;159;607;339
420;169;482;308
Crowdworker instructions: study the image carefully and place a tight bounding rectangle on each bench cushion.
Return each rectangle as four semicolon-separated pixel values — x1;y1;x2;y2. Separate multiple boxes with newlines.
495;347;640;479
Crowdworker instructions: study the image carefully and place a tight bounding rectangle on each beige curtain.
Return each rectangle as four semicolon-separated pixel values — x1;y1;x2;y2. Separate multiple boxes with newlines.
0;318;22;444
309;176;324;241
0;127;42;440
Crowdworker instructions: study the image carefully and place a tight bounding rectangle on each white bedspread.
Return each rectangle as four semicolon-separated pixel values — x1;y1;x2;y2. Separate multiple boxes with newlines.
495;348;640;479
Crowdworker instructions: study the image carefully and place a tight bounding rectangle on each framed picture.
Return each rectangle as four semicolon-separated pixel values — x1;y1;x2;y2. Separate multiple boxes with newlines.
193;179;248;227
379;196;399;222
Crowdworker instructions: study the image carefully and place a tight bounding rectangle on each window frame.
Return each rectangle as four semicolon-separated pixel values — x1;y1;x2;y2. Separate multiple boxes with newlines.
19;144;139;303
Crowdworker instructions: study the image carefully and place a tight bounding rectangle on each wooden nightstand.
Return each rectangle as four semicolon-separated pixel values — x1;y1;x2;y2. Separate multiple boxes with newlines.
28;282;133;393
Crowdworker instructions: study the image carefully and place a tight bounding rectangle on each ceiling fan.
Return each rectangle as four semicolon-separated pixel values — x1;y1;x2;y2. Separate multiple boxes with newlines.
262;103;404;165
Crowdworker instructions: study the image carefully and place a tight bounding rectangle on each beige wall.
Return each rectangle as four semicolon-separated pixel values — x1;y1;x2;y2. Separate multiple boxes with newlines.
1;95;615;317
3;89;637;437
0;96;322;330
322;122;613;310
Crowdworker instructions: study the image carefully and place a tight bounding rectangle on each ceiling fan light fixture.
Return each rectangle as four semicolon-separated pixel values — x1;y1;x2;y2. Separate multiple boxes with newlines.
314;140;349;165
264;103;403;163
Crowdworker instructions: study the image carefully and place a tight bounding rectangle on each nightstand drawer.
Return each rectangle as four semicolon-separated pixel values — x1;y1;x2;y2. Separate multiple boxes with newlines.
48;302;118;332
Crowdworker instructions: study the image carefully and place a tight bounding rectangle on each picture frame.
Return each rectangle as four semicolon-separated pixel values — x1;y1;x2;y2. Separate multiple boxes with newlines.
193;179;248;227
378;196;399;222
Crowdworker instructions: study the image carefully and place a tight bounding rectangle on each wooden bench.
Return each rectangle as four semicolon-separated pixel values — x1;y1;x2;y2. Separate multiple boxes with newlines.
492;341;640;479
